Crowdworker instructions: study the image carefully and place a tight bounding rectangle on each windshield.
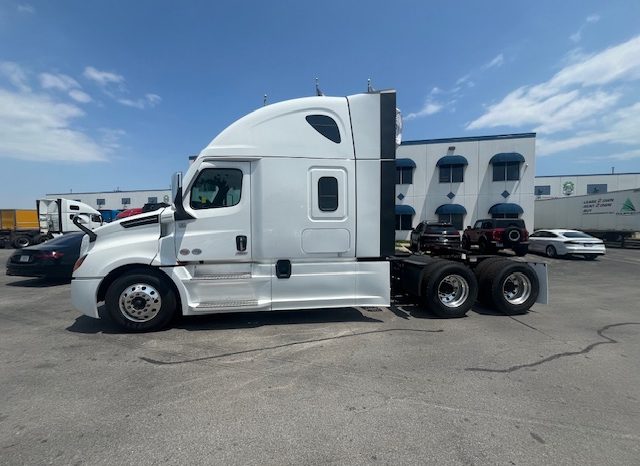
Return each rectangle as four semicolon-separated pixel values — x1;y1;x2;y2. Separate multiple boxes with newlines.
562;231;593;238
41;232;84;246
426;224;456;233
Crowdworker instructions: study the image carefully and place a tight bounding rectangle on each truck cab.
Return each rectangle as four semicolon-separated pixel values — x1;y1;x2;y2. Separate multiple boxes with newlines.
71;90;398;331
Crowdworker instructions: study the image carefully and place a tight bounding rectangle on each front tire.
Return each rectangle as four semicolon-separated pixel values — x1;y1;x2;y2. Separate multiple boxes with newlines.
105;270;177;332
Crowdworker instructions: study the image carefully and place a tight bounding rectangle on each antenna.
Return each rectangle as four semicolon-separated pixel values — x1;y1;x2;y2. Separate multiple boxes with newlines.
315;77;324;96
367;78;374;92
263;94;267;106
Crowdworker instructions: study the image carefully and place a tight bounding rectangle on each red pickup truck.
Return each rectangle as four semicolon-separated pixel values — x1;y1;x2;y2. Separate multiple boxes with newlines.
462;218;529;256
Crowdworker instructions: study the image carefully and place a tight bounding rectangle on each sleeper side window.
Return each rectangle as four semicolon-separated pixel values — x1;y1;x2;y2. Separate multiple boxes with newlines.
190;168;243;210
318;177;338;212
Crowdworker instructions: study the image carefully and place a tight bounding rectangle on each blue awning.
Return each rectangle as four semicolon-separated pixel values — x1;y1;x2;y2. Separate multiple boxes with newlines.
395;205;415;215
435;204;467;215
489;152;525;164
395;158;416;168
489;203;524;215
436;155;468;167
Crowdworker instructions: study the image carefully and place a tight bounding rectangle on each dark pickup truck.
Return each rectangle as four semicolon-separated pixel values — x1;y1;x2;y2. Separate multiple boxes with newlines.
462;218;529;256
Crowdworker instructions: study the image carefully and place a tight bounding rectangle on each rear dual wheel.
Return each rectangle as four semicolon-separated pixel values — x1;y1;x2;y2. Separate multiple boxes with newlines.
421;260;478;318
477;260;539;315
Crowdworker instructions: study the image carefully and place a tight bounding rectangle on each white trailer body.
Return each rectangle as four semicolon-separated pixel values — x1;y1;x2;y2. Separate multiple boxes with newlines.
534;189;640;238
37;198;103;235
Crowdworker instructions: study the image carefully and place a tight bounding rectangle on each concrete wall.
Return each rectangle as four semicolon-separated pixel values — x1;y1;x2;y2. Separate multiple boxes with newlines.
395;134;536;240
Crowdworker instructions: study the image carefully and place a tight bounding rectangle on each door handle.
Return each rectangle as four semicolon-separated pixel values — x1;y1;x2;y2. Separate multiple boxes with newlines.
236;235;247;252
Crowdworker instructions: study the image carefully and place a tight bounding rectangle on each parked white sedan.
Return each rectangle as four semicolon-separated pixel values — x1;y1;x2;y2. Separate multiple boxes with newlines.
529;229;606;260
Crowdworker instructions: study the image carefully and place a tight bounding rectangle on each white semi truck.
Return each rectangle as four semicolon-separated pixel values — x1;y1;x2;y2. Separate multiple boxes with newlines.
71;90;547;332
535;188;640;242
38;198;103;237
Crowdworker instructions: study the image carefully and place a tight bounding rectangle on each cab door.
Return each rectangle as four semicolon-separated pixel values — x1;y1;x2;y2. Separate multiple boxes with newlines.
175;161;251;263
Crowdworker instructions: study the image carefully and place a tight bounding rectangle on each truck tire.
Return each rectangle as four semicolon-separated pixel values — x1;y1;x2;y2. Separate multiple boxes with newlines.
474;257;511;304
479;237;494;254
513;244;528;257
12;236;32;249
105;270;177;332
421;261;478;318
481;261;539;315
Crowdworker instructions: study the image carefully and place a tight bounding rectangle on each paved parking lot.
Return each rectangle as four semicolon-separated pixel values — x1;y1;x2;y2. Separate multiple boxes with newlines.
1;248;639;465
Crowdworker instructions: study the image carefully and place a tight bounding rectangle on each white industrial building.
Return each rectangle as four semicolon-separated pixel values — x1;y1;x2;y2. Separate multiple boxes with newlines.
46;189;171;211
534;172;640;198
395;133;536;240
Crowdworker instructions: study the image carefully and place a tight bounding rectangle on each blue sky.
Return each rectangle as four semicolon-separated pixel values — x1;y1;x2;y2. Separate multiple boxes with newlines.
1;0;639;207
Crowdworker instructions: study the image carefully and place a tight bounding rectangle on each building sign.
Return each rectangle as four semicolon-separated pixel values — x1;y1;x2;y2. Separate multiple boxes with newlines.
562;181;575;196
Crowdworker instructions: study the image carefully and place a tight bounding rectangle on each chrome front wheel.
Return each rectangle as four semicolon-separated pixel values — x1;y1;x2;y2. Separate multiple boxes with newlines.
118;283;162;322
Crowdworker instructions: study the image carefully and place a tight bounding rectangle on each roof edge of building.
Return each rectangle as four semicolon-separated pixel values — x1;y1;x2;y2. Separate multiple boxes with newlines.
401;133;536;146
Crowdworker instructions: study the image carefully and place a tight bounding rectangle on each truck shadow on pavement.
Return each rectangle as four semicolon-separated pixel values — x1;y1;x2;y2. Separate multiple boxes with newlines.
66;307;384;335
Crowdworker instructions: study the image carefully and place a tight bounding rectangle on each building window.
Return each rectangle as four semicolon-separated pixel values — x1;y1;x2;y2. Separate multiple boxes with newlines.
396;167;413;184
190;168;243;209
148;196;157;204
96;198;105;206
439;165;464;183
493;162;520;181
586;184;607;194
535;185;551;196
395;214;413;231
318;176;339;211
121;197;131;205
438;213;464;231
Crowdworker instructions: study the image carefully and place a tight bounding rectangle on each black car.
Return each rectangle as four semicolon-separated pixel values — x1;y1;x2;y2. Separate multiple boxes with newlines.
6;232;84;281
409;222;461;252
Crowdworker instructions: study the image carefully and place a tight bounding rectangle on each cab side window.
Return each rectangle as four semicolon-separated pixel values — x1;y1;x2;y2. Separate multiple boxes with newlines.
190;168;243;210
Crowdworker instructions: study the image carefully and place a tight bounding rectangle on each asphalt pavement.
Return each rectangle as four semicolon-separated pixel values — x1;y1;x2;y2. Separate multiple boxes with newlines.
0;248;639;465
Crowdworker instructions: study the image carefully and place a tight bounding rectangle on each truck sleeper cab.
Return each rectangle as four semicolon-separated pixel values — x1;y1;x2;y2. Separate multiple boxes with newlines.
71;90;546;332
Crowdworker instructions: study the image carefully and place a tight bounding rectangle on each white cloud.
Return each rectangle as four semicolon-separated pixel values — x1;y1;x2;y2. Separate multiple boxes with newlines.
0;61;30;92
405;101;443;120
570;13;601;43
83;66;125;86
39;72;79;91
537;102;640;156
68;89;92;103
117;93;162;110
467;34;640;137
482;53;504;70
17;4;35;14
145;93;161;106
0;89;107;162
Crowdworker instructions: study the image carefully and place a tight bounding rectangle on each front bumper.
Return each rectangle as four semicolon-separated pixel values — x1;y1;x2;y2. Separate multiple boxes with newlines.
71;278;102;319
